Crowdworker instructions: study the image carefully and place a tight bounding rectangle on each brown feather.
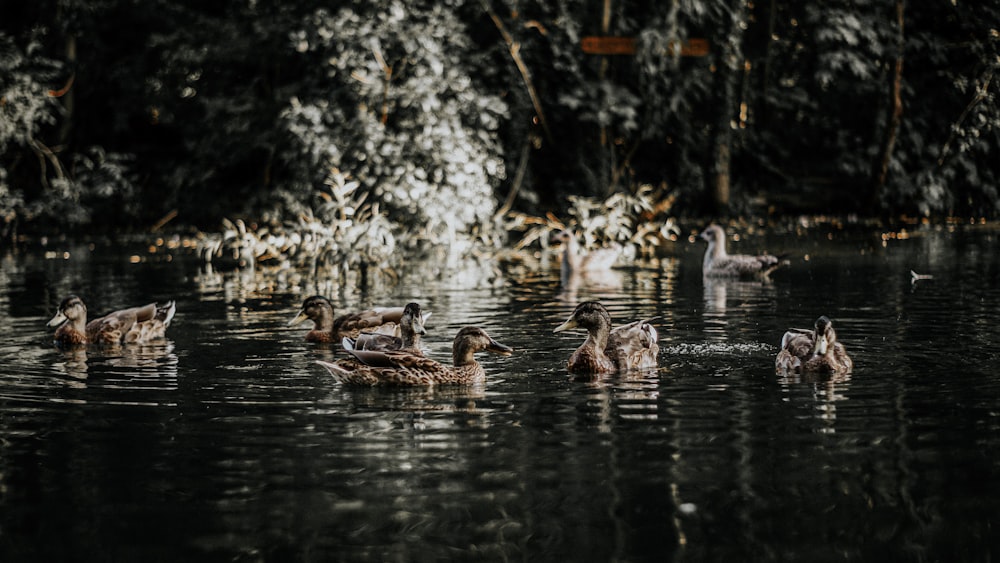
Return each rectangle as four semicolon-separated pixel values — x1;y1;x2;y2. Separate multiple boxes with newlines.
775;316;853;375
48;296;175;347
554;301;659;375
315;326;511;387
290;296;428;343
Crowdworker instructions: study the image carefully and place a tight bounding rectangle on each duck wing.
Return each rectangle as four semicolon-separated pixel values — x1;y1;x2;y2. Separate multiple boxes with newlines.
345;333;404;352
334;307;432;338
708;253;788;278
124;301;176;343
578;246;622;272
86;306;147;344
779;328;815;358
606;318;659;371
345;348;441;371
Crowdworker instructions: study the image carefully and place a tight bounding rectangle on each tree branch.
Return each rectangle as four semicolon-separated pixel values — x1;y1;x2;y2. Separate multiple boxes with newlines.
482;2;553;145
938;66;996;166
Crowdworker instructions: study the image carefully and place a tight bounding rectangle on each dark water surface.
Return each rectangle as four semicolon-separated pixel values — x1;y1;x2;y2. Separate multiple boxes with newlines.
1;225;999;562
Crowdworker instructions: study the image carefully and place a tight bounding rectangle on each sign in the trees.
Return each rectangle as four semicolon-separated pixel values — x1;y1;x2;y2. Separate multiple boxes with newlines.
580;37;708;56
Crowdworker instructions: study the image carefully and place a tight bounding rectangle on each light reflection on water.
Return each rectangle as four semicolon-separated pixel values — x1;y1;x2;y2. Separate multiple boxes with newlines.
0;228;998;561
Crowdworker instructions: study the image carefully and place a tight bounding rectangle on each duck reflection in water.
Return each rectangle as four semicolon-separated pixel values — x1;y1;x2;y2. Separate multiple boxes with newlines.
51;341;180;387
701;276;777;342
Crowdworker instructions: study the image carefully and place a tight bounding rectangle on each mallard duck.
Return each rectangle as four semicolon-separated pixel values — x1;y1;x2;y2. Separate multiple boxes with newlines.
288;295;430;343
553;229;622;283
46;295;176;346
342;302;427;354
553;301;659;374
700;224;788;278
775;316;853;375
315;326;513;386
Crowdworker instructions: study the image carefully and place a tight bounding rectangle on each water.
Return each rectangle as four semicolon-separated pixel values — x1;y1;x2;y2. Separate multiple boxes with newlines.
1;225;999;562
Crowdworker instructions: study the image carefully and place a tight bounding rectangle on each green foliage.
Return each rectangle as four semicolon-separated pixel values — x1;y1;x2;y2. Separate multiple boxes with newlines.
281;2;508;248
2;0;1000;246
0;27;139;231
505;184;678;260
0;33;60;153
200;168;396;278
0;31;61;228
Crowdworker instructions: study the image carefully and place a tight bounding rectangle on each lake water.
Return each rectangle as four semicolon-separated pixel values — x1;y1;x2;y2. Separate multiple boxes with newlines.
1;223;998;562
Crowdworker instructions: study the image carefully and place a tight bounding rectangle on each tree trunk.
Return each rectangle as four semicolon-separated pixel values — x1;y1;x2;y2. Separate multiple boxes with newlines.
62;36;76;143
708;1;745;212
56;0;76;148
872;0;905;207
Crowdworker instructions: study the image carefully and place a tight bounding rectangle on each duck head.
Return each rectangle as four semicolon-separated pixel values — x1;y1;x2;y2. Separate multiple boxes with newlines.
401;302;427;336
811;316;836;356
47;295;87;328
288;295;334;327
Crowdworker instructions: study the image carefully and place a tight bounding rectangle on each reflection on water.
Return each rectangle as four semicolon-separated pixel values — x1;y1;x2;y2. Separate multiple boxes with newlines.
1;227;999;561
702;276;778;342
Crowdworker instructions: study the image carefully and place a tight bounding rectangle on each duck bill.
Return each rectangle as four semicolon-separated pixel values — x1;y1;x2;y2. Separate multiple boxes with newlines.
287;310;308;326
487;338;514;356
553;317;578;333
412;316;427;336
46;311;68;328
813;334;829;355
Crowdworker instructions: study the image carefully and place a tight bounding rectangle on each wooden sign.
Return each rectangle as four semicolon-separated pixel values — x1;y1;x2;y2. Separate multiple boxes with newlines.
581;37;709;57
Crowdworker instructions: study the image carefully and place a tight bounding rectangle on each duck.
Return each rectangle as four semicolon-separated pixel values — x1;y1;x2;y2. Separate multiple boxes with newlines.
46;295;176;346
342;302;427;354
552;229;622;283
288;295;430;343
699;224;788;278
315;326;513;386
775;316;853;375
553;301;659;375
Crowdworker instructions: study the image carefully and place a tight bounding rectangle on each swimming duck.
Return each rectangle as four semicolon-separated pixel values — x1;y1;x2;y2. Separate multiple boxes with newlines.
315;326;513;386
342;302;427;354
553;301;659;374
288;295;429;343
47;295;176;346
775;316;853;375
700;224;788;278
553;229;622;283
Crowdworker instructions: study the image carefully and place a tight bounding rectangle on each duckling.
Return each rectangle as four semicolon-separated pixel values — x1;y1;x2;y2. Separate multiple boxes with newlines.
47;295;176;346
342;302;427;354
288;295;429;343
315;326;513;386
700;224;788;278
775;316;853;375
553;229;622;283
553;301;659;375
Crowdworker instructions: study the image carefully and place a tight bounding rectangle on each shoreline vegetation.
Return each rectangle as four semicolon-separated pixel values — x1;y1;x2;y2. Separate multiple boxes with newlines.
2;2;998;251
9;201;997;296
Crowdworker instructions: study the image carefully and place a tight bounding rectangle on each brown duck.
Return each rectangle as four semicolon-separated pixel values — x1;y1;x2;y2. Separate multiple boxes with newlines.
700;224;788;278
315;326;513;386
553;301;659;375
342;302;427;354
775;316;853;375
47;295;176;346
288;295;430;343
